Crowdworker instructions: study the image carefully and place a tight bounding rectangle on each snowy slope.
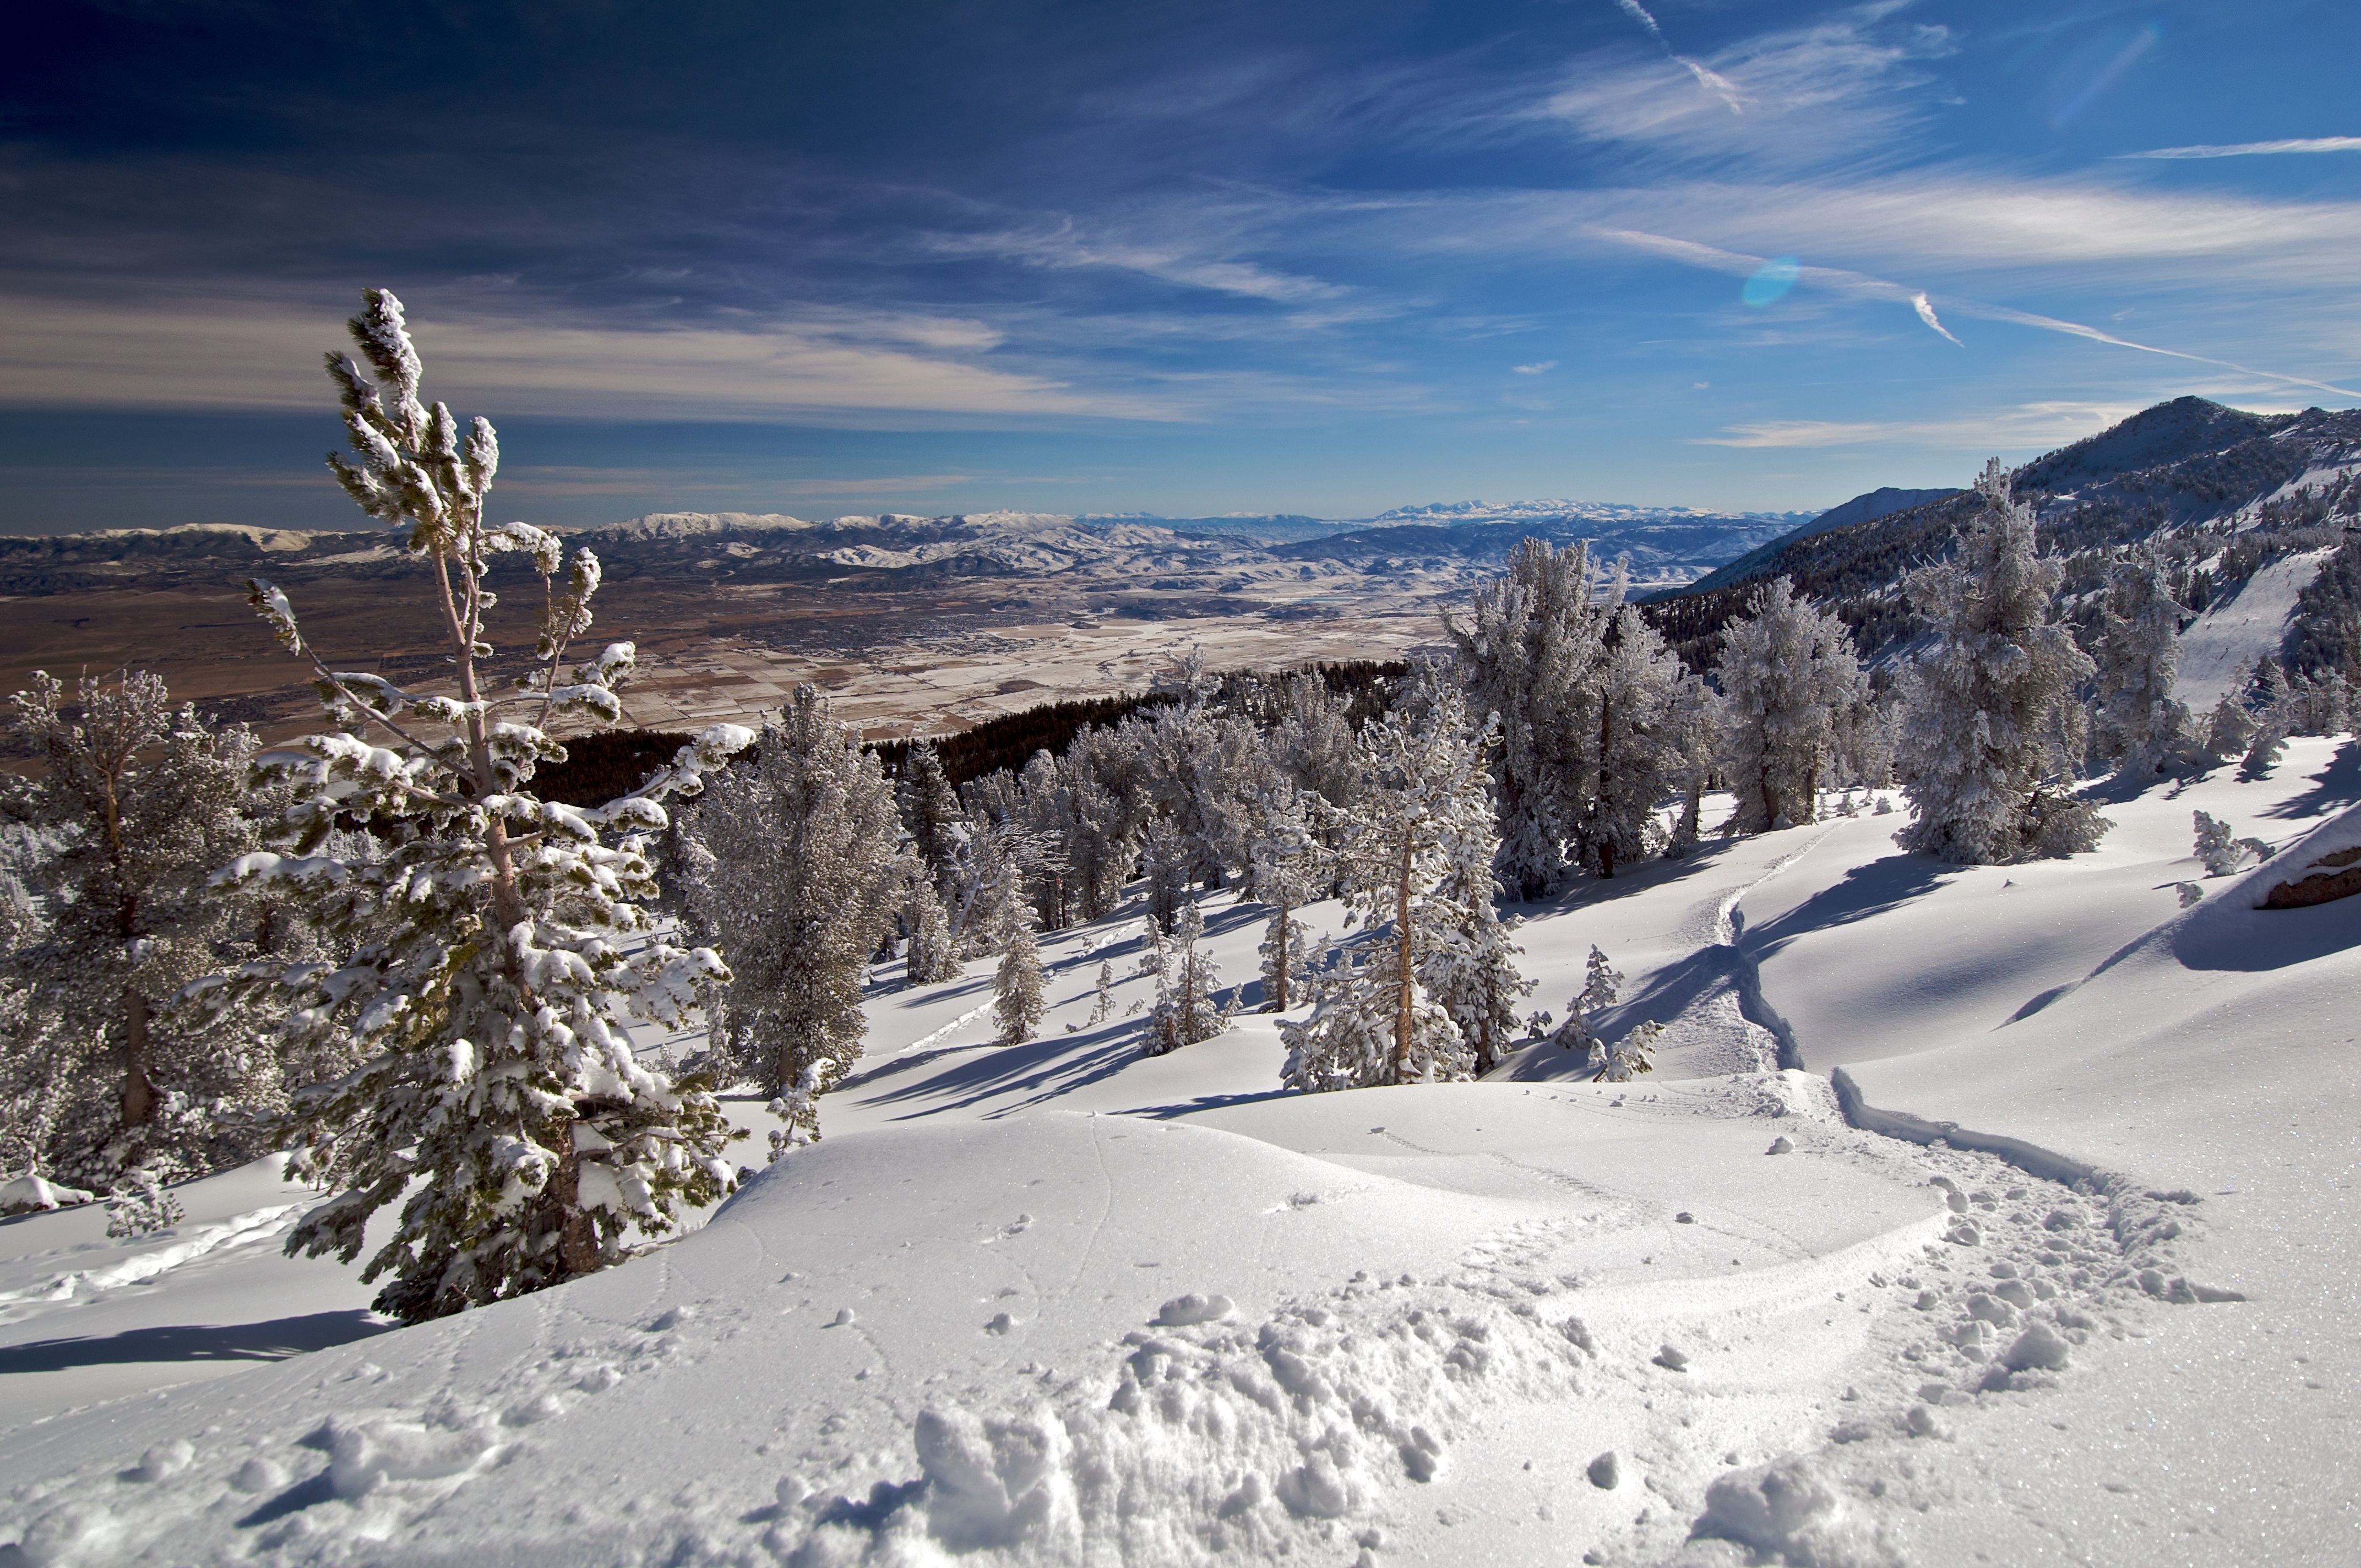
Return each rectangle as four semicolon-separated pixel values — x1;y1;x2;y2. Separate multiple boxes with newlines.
2173;547;2331;711
3;743;2358;1565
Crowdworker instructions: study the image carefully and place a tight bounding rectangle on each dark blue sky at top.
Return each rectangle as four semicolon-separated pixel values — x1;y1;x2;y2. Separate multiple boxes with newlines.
3;0;2357;530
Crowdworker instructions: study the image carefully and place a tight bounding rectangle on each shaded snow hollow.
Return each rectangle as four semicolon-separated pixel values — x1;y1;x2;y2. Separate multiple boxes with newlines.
3;739;2358;1566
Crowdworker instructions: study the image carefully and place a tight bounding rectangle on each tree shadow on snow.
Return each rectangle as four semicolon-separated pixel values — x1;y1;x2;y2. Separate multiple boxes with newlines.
846;1025;1147;1120
0;1310;389;1375
1737;854;1958;960
2258;739;2361;822
1500;835;1753;919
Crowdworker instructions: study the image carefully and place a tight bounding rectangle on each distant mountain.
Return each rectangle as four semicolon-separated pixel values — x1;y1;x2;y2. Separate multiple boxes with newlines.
1641;398;2361;673
1668;487;1961;600
1079;513;1346;543
1367;498;1810;528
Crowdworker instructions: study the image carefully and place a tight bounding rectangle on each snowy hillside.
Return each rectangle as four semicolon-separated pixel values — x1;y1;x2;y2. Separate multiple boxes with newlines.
6;739;2357;1566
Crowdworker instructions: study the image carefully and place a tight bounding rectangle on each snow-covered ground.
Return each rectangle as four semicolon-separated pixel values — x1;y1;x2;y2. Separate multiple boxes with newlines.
2174;548;2329;712
4;739;2357;1566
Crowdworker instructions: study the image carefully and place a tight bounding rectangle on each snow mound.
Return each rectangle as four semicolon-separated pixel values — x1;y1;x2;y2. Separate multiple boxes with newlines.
0;1178;94;1218
1693;1457;1898;1567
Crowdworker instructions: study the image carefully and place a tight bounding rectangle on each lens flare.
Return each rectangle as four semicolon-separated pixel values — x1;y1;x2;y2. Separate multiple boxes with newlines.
2047;23;2160;128
1740;256;1800;308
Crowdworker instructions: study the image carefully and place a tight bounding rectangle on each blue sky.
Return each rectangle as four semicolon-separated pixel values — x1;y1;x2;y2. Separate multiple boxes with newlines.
2;0;2356;531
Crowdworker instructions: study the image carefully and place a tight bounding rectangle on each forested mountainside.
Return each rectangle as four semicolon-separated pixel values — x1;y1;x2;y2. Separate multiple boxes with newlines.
1642;398;2361;674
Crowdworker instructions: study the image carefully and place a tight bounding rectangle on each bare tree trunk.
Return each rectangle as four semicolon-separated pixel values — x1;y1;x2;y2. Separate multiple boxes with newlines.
1596;696;1617;879
120;987;155;1131
1273;897;1290;1012
1394;831;1413;1084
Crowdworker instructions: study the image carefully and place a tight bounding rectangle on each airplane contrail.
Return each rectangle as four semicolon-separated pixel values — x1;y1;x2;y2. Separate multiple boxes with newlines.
1912;293;1964;347
1591;226;2359;398
1608;0;1744;114
2121;136;2361;159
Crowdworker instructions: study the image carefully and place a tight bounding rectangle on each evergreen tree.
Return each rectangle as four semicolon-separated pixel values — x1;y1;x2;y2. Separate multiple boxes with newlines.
1895;460;2111;864
2202;693;2257;761
679;685;913;1107
1269;671;1361;809
2240;656;2294;777
1444;538;1612;897
1544;946;1621;1061
0;672;280;1190
1145;899;1228;1054
1716;578;1867;834
215;289;739;1322
1089;959;1117;1025
901;870;960;985
993;911;1047;1047
1140;816;1192;933
2091;546;2197;780
1244;783;1324;1012
1576;605;1690;877
1280;682;1491;1091
899;739;962;890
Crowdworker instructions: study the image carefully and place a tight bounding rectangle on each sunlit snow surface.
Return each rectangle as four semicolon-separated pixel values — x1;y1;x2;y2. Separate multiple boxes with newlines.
3;739;2357;1566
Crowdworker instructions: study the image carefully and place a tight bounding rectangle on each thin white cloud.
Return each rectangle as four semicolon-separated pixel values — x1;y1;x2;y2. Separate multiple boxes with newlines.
0;293;1187;421
924;224;1340;303
1513;360;1557;374
1694;420;1887;448
2123;137;2361;159
1695;400;2140;450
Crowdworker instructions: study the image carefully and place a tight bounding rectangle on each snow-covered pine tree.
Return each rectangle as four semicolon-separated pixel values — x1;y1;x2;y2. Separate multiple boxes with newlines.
1716;578;1867;834
2202;693;2256;761
0;672;275;1191
901;870;960;985
1544;945;1622;1061
1421;804;1530;1075
1576;603;1691;877
899;739;962;890
1444;538;1612;897
2240;657;2293;777
1270;671;1361;809
993;909;1047;1047
678;684;912;1110
1590;1020;1662;1084
1145;899;1229;1054
2191;811;2251;878
1244;782;1324;1012
1140;815;1192;933
2091;546;2197;780
214;289;741;1322
1089;959;1117;1025
943;814;1022;959
1894;460;2111;864
1280;681;1490;1091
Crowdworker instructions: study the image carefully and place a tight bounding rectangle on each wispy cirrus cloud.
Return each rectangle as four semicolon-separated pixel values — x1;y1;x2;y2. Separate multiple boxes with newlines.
2121;136;2361;159
1541;7;1954;172
921;220;1341;303
1695;400;2139;450
0;292;1183;422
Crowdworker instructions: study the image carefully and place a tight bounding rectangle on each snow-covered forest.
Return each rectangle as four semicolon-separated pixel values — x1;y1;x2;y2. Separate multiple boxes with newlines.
4;294;2360;1566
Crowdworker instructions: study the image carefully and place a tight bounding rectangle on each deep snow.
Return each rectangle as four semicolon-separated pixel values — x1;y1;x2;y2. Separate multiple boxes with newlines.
3;739;2357;1566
